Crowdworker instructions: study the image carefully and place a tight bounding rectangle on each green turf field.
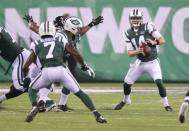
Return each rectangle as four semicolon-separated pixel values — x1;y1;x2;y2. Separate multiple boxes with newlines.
0;83;189;131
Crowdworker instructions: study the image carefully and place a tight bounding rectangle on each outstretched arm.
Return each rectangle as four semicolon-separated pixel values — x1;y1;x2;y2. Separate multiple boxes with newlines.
79;16;104;36
23;14;39;34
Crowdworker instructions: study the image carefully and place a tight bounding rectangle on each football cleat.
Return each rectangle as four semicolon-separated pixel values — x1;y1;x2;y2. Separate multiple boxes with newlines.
45;100;56;112
114;101;126;110
25;106;39;122
56;105;75;112
39;100;56;112
164;106;173;111
178;101;189;123
93;111;107;124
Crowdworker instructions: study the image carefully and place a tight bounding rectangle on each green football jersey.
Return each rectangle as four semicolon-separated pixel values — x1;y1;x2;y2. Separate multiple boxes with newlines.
56;30;80;48
32;36;66;67
0;27;23;63
125;23;158;62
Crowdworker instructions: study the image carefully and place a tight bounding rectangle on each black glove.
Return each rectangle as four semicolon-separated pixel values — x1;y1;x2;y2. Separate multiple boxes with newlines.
88;16;104;27
23;14;33;23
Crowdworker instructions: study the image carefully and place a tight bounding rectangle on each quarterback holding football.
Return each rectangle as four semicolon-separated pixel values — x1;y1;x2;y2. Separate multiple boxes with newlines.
114;9;173;111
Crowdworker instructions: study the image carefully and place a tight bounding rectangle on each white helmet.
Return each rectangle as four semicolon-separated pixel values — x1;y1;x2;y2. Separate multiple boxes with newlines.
129;9;143;28
64;16;83;35
39;21;56;37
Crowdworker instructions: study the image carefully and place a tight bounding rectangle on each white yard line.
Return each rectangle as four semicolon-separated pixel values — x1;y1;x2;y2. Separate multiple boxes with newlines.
0;87;188;94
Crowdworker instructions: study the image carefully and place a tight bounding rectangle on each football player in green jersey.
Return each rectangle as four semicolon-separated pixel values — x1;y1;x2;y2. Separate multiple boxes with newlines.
114;9;173;111
178;91;189;123
57;16;103;112
0;26;31;102
23;21;107;123
24;14;103;112
0;26;56;111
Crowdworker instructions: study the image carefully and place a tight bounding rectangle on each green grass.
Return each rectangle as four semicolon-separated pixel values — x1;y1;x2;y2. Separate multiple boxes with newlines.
0;83;189;131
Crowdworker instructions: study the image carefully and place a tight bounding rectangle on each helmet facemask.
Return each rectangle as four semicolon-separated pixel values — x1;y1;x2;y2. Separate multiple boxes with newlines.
129;9;143;28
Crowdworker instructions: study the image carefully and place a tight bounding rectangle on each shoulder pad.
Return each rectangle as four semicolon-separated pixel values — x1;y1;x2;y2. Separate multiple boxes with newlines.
55;31;68;40
146;22;157;34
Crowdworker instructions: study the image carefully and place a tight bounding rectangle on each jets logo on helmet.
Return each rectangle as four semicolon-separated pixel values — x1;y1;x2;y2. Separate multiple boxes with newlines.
39;21;56;37
70;19;80;25
64;16;83;35
129;9;143;28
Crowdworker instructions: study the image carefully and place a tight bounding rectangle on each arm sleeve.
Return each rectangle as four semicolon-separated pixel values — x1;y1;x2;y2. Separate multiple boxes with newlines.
147;22;162;39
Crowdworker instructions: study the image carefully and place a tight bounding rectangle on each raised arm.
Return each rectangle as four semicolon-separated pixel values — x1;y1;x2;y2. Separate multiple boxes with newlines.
23;14;39;34
79;16;104;36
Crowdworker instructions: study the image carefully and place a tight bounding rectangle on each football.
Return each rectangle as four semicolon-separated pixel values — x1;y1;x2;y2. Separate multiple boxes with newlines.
140;42;151;57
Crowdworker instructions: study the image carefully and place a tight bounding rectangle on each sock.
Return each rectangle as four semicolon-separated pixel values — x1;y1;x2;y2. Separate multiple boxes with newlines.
3;85;24;100
122;83;132;103
38;88;51;102
28;87;38;106
123;83;131;95
155;79;167;97
0;95;7;102
58;92;69;105
161;96;169;107
75;90;96;111
123;95;131;104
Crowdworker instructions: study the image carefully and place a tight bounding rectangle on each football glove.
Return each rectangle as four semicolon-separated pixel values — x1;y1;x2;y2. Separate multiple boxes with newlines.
23;14;33;23
88;16;104;27
81;64;95;78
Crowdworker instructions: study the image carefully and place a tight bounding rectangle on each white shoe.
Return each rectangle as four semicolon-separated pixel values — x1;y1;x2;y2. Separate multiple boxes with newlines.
178;101;189;123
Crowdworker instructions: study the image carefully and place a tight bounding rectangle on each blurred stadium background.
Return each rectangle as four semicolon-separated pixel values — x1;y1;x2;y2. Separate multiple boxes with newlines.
1;0;189;82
